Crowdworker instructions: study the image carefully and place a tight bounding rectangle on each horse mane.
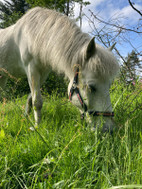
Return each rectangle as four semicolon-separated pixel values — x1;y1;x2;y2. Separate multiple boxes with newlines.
14;7;119;79
85;44;119;79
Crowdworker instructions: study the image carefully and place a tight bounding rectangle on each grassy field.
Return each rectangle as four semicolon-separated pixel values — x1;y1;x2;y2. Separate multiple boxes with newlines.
0;81;142;189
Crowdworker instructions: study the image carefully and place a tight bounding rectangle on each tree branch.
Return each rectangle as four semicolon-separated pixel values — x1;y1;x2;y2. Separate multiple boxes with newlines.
128;0;142;17
88;9;142;34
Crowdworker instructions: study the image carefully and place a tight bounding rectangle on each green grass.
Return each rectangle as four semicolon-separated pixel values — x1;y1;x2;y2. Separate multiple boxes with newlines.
0;82;142;189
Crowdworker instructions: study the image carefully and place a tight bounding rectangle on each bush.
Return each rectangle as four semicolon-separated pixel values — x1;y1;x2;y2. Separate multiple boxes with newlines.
3;71;68;100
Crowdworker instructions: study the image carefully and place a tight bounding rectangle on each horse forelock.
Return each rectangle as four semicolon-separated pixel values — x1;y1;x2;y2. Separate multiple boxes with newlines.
82;44;119;80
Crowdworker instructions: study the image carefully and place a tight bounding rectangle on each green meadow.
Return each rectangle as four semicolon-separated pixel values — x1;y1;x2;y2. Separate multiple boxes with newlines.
0;81;142;189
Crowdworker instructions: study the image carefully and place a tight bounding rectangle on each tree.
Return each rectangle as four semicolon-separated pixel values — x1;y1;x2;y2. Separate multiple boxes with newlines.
0;0;29;28
25;0;71;15
122;50;141;83
0;0;90;28
25;0;90;17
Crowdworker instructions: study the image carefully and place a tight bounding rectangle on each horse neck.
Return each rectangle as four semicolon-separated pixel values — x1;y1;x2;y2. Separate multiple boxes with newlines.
0;25;14;41
61;42;89;80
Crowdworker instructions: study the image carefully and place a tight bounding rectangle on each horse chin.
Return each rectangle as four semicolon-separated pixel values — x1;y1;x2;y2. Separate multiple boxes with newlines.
98;124;114;134
103;117;115;132
87;115;115;133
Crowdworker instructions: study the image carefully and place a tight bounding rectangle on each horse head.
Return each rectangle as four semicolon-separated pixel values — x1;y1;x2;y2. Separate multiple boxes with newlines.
68;38;119;132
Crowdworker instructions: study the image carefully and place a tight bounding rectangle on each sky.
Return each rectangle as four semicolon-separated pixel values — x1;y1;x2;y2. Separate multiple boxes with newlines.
74;0;142;59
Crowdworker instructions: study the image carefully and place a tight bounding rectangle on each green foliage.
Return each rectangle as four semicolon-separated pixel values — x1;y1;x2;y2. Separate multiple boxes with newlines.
121;50;141;84
25;0;90;16
2;71;68;100
0;11;23;28
26;0;66;9
0;81;142;188
5;78;30;99
0;0;29;28
41;72;68;96
110;79;142;124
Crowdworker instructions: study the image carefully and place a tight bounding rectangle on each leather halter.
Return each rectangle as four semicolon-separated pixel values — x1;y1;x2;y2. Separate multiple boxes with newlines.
69;68;87;112
69;68;114;118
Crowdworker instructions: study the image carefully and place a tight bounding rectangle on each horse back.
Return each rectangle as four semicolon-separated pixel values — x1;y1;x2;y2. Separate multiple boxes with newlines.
0;22;32;78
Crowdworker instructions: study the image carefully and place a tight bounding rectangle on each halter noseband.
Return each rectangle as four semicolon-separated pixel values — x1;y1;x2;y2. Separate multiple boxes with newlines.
69;68;114;119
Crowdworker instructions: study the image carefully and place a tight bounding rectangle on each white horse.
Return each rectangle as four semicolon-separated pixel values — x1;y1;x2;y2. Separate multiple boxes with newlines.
0;7;119;131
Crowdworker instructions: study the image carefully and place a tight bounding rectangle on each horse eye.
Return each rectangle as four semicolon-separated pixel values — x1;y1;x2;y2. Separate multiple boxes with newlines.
89;85;96;92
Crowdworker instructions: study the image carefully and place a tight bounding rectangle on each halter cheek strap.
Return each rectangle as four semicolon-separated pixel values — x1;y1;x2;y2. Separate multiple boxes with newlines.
69;68;114;118
69;68;87;112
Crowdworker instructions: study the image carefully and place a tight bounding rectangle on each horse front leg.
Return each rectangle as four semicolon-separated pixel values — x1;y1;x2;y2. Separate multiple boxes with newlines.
25;93;32;115
27;65;43;126
33;88;43;126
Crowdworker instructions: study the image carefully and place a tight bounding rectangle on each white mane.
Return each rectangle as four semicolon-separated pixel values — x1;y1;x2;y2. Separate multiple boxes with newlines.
13;7;119;79
86;44;119;79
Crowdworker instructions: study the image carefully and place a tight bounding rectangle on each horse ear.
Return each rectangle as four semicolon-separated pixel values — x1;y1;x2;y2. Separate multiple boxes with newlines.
108;42;116;51
86;37;96;60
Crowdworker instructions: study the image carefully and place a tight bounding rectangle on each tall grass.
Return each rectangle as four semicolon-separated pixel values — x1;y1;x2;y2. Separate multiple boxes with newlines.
0;81;142;188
